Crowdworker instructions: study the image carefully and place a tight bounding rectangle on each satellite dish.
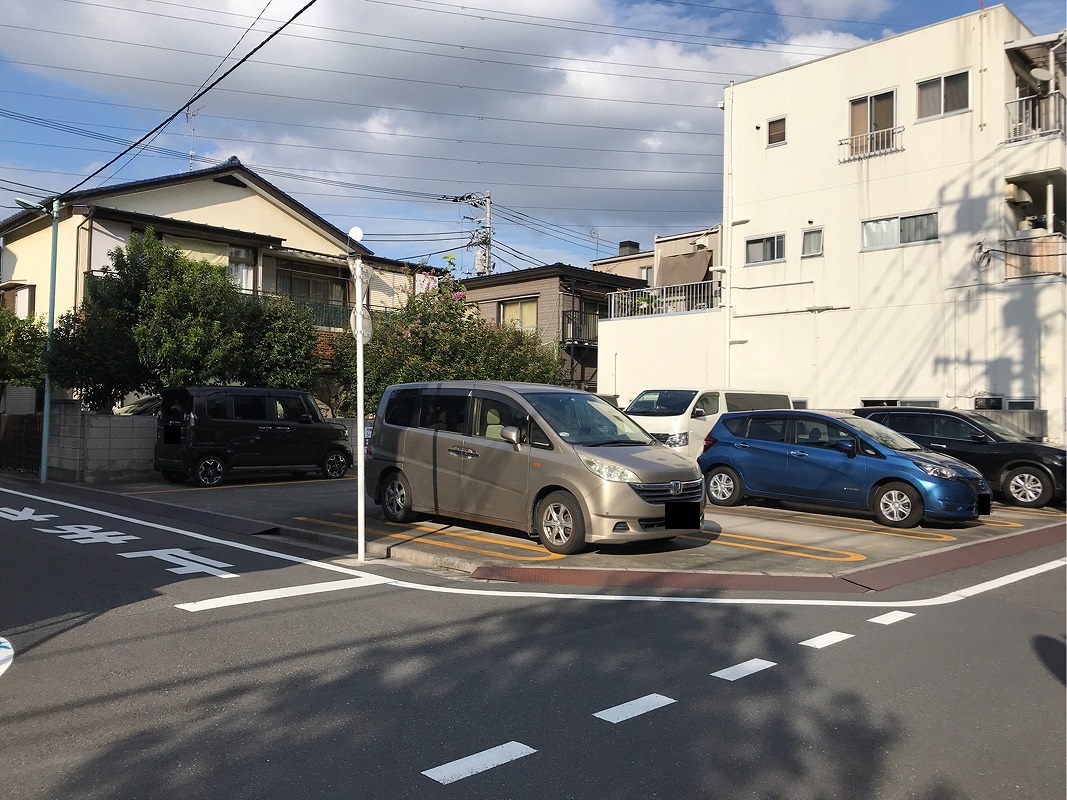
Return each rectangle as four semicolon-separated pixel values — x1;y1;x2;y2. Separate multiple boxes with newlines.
1031;67;1053;82
348;226;364;242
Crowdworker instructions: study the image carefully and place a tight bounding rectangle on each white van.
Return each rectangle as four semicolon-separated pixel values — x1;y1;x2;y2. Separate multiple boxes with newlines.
623;388;793;459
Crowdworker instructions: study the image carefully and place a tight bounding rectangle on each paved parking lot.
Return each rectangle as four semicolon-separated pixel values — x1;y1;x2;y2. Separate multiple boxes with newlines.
41;472;1065;591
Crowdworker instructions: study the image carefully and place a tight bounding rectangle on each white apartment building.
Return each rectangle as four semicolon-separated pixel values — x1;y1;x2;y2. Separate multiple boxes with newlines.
599;5;1066;441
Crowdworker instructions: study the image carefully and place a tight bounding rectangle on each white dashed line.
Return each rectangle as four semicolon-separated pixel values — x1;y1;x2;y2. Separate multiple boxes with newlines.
422;741;537;785
593;693;676;723
799;631;854;649
711;658;777;681
868;610;916;625
0;637;12;679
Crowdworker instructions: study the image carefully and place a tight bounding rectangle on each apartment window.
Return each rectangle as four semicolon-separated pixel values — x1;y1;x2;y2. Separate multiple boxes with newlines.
918;71;969;119
501;297;538;332
862;212;938;249
849;90;896;155
276;270;344;304
801;228;824;257
639;265;652;284
745;234;785;265
767;117;786;145
229;246;256;292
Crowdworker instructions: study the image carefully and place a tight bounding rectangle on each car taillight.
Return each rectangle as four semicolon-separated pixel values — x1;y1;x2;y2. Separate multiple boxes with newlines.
701;434;717;454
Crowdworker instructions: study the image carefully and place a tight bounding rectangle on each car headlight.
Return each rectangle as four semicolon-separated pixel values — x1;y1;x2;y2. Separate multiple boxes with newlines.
911;459;959;479
663;432;689;448
581;456;640;483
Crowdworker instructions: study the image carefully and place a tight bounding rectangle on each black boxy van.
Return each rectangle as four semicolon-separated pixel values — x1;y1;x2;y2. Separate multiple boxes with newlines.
154;387;352;487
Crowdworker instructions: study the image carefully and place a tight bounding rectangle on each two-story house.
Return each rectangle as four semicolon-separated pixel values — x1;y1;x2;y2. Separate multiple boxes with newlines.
460;263;645;393
599;5;1066;440
0;157;436;409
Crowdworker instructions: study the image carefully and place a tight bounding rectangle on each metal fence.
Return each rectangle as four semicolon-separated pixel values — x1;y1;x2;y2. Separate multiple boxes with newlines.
609;280;721;319
1005;92;1066;142
0;413;42;472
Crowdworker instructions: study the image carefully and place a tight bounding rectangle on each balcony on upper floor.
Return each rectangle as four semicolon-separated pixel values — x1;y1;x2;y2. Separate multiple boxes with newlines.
838;126;905;164
1005;92;1065;143
1003;232;1066;279
609;279;723;320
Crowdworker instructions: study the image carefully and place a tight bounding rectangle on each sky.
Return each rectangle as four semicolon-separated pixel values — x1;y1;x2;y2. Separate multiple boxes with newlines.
1;0;1064;277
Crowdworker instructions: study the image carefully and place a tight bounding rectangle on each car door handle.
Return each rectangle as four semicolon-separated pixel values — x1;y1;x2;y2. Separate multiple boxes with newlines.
789;450;808;457
258;425;273;432
927;442;946;449
733;442;750;449
447;447;478;459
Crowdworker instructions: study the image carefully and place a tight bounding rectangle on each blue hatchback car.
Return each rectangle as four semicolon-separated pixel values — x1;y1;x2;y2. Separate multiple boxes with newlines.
697;410;992;527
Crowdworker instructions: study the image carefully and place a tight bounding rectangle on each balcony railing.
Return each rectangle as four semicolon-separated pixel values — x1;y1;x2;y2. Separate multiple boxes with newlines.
1005;92;1066;142
1003;233;1066;279
838;126;905;163
610;279;721;319
246;291;353;329
562;310;599;343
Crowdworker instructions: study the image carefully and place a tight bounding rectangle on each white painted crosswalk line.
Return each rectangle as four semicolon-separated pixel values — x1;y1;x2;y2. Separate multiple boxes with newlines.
593;693;676;723
175;576;395;612
799;631;854;649
868;610;916;625
422;741;537;785
711;658;777;681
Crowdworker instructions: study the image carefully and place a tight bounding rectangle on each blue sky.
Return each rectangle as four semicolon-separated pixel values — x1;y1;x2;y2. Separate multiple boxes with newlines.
1;1;1064;274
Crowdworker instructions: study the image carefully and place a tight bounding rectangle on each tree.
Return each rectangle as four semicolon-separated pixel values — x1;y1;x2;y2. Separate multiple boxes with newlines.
0;306;45;406
236;295;320;391
351;276;563;413
134;255;246;387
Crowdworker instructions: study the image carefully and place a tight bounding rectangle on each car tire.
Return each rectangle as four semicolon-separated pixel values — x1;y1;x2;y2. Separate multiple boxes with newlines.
535;491;587;555
193;456;226;488
381;470;416;523
1001;466;1053;508
873;481;922;528
705;466;744;506
320;450;349;479
160;469;187;484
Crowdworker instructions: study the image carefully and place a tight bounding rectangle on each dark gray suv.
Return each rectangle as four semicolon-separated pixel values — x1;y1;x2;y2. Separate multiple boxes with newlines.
852;407;1065;508
154;387;352;487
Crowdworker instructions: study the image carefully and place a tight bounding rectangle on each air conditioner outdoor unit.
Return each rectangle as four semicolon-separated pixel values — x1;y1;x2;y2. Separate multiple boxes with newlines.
1005;183;1033;205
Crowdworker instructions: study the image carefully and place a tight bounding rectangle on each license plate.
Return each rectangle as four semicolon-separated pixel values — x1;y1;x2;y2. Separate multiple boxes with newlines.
665;500;702;530
977;494;992;515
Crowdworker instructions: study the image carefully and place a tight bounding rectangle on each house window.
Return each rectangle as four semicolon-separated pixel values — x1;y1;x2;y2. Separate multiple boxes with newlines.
767;117;786;145
801;229;824;257
861;212;938;249
501;298;538;332
277;271;344;304
918;71;969;119
849;90;896;155
639;265;652;284
745;234;785;265
229;246;256;291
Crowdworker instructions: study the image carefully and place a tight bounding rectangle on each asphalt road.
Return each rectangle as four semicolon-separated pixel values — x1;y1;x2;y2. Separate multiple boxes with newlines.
1;481;1064;799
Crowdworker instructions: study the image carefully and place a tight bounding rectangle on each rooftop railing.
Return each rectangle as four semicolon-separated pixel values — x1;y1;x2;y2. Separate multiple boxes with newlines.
609;279;721;319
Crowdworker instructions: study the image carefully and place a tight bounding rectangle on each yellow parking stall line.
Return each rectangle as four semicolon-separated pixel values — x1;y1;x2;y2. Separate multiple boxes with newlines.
714;507;960;541
293;516;565;562
331;513;556;553
979;518;1026;528
681;531;866;562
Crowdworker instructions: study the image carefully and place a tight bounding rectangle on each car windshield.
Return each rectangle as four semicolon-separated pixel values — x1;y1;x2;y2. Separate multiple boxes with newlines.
624;390;697;416
847;415;925;452
970;412;1032;442
526;391;653;446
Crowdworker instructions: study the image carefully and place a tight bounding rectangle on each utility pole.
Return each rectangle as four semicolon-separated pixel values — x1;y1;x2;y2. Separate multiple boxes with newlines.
449;192;493;274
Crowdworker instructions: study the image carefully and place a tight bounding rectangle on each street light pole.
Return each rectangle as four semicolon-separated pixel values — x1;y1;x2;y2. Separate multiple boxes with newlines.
15;197;59;484
347;227;368;562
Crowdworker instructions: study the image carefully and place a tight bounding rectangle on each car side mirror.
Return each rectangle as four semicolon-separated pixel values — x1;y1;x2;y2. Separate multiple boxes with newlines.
969;432;989;442
691;408;706;419
501;425;521;447
833;439;857;458
299;414;313;424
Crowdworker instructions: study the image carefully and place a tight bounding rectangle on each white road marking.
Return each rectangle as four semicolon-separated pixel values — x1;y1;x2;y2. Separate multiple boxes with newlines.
0;637;12;679
422;741;537;784
176;576;393;611
712;658;777;681
800;631;854;649
868;610;915;625
2;487;1062;612
593;693;676;723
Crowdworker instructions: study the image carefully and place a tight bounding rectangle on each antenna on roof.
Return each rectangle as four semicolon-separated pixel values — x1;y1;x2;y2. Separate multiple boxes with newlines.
185;105;204;172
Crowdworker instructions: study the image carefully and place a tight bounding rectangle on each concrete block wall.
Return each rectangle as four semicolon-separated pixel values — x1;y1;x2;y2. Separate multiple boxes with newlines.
48;402;158;483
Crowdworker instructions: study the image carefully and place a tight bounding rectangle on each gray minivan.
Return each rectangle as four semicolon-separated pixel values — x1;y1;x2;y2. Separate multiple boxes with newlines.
366;381;705;554
154;386;352;487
